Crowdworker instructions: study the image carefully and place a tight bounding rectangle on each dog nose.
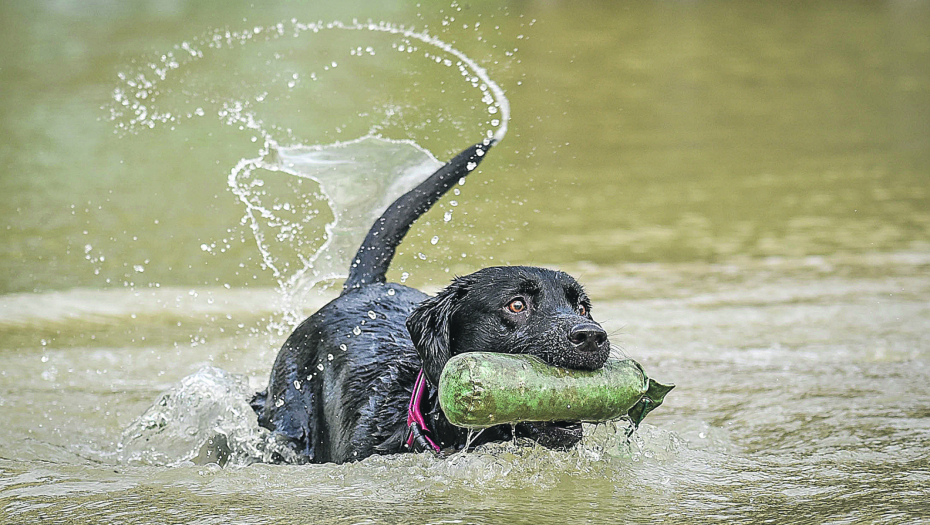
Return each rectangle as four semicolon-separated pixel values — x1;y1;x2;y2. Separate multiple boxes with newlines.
568;323;608;351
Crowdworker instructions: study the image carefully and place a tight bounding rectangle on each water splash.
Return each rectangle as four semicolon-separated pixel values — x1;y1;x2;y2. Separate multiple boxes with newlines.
109;18;509;143
117;366;684;474
228;135;444;330
333;19;510;144
117;366;313;466
117;366;267;466
107;19;512;333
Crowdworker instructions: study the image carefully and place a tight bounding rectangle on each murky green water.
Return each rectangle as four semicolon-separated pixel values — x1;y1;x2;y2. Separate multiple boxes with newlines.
2;1;929;523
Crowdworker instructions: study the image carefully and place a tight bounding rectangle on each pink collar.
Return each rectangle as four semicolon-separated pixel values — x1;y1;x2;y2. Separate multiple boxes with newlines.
405;369;440;453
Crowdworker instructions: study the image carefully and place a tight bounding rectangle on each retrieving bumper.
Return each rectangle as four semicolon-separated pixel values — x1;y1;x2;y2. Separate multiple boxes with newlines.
438;353;674;429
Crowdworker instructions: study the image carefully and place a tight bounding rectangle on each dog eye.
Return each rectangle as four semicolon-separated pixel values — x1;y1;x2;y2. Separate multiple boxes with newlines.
506;298;527;314
578;304;588;316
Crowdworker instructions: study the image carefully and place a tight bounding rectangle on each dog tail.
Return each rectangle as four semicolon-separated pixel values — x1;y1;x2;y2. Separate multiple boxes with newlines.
342;139;496;293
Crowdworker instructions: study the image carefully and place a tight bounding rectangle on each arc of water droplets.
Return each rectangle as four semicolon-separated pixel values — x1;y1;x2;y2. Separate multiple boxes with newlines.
326;19;510;144
222;19;511;146
107;19;512;334
226;20;511;289
113;19;510;144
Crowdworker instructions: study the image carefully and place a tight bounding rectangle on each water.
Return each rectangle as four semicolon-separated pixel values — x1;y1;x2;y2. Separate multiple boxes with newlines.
2;1;930;523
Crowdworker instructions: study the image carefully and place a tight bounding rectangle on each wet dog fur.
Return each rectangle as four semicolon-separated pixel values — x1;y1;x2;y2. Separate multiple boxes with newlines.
251;141;611;464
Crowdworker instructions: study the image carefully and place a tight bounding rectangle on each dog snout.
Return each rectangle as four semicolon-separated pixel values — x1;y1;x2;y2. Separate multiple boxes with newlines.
568;323;608;351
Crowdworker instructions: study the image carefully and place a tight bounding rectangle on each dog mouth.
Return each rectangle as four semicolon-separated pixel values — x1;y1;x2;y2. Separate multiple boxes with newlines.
516;420;584;450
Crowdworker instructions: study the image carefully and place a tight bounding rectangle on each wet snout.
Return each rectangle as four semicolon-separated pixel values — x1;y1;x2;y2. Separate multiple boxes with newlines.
568;323;609;353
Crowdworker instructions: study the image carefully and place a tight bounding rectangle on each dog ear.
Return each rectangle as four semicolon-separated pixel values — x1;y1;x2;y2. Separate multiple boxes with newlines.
406;282;465;386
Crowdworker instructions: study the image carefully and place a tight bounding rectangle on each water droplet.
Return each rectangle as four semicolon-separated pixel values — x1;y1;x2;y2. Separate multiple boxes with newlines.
339;344;347;351
317;363;325;371
400;272;410;283
430;236;439;245
293;379;301;390
275;398;284;408
327;354;334;361
387;289;396;296
133;264;145;273
444;211;453;222
368;310;377;319
466;161;477;171
353;326;361;335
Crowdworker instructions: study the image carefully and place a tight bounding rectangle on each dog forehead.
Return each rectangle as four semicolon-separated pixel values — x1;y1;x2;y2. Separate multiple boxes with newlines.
460;266;583;303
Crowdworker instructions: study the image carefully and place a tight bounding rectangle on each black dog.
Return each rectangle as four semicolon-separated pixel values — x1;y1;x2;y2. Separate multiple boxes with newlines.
251;140;611;464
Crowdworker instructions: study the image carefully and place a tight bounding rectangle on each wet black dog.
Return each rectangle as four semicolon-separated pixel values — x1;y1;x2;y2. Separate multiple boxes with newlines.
251;140;611;464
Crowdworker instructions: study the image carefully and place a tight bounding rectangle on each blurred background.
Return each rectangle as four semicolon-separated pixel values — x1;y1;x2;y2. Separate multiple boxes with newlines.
1;1;928;523
3;0;927;295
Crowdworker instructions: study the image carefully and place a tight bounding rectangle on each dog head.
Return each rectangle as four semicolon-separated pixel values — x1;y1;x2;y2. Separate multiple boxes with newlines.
406;266;611;447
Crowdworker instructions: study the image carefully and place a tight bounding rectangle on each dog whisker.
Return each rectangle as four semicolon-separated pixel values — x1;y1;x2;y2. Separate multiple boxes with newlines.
609;344;629;360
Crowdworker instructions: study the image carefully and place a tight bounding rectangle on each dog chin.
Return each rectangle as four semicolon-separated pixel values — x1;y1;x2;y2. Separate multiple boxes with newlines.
516;421;584;450
536;350;610;373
